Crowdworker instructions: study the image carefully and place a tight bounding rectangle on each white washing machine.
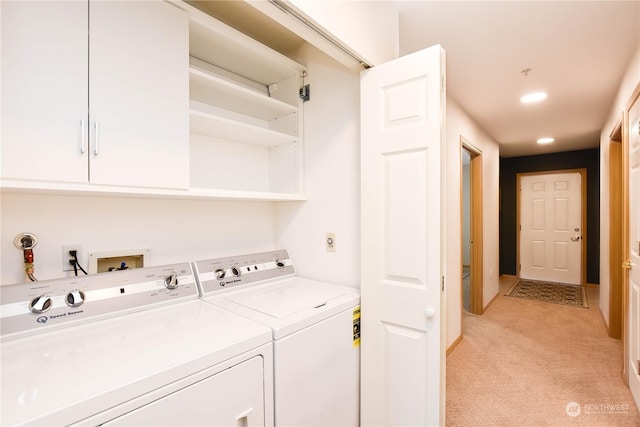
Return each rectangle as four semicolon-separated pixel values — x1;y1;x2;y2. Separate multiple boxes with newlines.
193;250;360;427
1;262;274;426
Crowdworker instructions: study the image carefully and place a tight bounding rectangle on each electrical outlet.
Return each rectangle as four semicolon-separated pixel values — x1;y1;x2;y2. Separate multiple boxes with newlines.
326;233;336;252
62;244;83;272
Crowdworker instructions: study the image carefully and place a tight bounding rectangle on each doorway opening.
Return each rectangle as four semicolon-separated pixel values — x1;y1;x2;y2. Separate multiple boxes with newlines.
608;116;623;339
461;137;483;315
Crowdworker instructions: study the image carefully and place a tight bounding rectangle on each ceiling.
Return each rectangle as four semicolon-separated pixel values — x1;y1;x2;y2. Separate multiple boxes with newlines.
399;1;640;157
190;1;640;158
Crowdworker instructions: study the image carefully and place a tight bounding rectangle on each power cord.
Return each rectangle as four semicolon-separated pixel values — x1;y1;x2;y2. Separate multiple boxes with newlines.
69;250;88;276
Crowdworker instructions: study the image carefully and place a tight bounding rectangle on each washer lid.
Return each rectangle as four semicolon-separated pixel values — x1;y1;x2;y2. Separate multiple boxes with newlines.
225;281;348;318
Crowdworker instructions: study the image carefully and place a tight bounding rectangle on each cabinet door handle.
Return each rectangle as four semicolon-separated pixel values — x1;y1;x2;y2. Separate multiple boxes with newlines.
94;121;100;155
81;119;87;154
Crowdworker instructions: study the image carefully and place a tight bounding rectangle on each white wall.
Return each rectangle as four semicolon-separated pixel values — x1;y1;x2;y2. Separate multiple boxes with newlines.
1;193;275;284
275;43;361;288
285;0;399;67
445;97;501;349
599;46;640;325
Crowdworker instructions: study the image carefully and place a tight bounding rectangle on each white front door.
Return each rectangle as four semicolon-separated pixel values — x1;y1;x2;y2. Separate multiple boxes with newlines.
360;45;445;426
519;172;583;285
625;89;640;408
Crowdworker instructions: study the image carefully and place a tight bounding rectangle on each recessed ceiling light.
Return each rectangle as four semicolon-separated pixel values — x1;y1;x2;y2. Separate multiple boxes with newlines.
537;137;555;144
521;92;548;103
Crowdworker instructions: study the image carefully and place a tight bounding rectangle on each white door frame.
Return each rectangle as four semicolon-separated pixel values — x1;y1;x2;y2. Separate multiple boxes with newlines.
516;169;587;286
460;137;483;314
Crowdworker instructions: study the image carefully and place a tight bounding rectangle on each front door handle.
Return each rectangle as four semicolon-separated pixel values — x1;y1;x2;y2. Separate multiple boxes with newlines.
571;236;581;242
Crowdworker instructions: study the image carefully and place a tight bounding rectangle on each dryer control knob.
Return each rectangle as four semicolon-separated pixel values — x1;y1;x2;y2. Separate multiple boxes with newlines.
215;268;226;280
29;294;52;314
230;266;241;277
65;289;85;307
276;260;285;269
164;273;179;290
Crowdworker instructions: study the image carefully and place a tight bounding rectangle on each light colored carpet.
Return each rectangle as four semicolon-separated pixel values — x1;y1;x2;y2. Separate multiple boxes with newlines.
446;275;640;426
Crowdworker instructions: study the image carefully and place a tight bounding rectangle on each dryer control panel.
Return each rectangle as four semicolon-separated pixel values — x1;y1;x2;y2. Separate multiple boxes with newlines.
0;263;198;340
194;250;295;295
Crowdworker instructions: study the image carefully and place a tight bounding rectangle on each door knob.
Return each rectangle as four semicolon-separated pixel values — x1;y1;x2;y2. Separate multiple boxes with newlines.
571;236;581;242
425;308;435;318
622;260;635;269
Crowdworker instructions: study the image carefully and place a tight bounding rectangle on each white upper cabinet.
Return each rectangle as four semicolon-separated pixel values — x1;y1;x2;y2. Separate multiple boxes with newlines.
183;2;306;199
1;0;305;200
1;0;189;190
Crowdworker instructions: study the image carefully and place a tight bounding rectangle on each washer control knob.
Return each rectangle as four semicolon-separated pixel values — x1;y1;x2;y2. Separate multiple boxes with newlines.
29;294;52;314
164;273;179;290
230;266;241;277
65;289;85;307
276;260;285;269
215;268;226;280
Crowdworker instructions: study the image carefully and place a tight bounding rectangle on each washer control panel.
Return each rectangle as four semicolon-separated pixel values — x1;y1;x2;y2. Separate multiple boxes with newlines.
0;262;198;340
194;249;295;295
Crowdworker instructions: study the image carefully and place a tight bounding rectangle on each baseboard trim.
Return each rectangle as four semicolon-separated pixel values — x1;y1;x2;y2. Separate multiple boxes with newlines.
599;306;610;330
446;334;463;356
482;291;499;313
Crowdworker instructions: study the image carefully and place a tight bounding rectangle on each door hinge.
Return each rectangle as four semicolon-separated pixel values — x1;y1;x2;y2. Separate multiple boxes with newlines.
441;76;445;92
441;276;445;292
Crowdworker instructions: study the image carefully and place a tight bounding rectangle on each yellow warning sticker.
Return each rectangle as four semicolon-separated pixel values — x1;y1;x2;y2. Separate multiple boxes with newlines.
353;305;361;347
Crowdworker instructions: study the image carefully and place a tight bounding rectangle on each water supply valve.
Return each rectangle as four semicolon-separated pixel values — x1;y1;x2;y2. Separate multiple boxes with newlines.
14;232;38;281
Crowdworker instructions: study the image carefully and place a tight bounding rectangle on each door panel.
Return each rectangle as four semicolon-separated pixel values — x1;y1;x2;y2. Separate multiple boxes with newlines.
361;45;445;427
89;0;189;189
1;1;88;183
626;90;640;407
520;172;582;284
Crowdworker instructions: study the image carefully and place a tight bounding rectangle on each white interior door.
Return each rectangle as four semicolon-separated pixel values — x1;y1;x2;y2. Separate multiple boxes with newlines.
625;91;640;408
519;172;582;285
360;45;445;427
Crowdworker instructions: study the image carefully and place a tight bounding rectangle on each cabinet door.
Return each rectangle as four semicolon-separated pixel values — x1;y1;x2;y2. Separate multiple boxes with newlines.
89;1;189;189
1;1;88;183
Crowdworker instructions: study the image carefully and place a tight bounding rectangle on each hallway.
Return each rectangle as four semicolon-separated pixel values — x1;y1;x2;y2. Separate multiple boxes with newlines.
446;275;640;426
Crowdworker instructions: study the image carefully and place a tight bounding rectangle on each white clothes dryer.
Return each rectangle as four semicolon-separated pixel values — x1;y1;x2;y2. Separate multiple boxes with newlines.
1;262;273;426
194;250;360;427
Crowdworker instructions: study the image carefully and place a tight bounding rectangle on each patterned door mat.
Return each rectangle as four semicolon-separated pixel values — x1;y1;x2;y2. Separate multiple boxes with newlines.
505;279;589;308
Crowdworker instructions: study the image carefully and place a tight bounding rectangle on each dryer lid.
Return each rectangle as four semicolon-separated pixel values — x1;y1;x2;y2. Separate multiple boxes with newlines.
224;281;348;318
